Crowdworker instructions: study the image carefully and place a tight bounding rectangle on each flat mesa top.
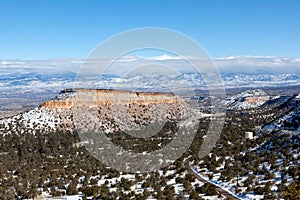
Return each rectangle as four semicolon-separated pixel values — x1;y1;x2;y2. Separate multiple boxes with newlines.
60;88;176;96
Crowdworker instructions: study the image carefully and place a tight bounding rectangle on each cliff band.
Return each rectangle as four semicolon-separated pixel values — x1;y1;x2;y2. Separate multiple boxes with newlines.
41;89;185;109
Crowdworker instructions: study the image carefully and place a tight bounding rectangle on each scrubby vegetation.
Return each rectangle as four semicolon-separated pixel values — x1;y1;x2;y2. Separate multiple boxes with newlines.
0;93;299;199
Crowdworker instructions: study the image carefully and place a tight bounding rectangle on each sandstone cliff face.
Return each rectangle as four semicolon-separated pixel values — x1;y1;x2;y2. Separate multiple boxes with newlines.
244;96;270;105
38;89;193;134
41;89;184;109
0;89;196;136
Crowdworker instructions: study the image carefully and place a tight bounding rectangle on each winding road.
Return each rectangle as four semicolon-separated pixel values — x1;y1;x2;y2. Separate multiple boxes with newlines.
185;160;240;200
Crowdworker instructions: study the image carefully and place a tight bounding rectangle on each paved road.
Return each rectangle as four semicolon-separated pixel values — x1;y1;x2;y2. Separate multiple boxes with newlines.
185;160;240;200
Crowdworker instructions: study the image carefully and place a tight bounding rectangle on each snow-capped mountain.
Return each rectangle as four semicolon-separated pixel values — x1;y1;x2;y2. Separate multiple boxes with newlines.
222;89;270;110
1;58;300;99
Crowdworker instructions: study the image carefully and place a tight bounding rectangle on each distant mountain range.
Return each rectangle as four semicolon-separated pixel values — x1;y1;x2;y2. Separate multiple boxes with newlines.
1;58;300;115
1;70;300;93
1;57;300;90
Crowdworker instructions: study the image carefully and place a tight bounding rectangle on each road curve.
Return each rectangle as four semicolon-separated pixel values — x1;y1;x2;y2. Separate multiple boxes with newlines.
185;160;240;200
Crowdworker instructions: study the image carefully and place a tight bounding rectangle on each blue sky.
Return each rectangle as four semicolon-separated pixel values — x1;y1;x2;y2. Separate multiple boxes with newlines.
0;0;300;59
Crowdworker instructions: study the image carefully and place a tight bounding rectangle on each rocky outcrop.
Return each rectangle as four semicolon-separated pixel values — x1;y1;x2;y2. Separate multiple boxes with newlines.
245;96;270;105
41;89;184;109
224;89;270;110
37;89;195;134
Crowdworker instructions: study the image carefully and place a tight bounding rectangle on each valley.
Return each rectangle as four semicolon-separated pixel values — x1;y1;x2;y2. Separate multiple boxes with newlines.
0;88;299;199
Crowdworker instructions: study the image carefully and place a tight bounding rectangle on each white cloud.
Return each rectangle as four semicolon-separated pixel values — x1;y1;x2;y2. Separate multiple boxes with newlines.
213;56;300;74
143;54;182;60
1;56;300;75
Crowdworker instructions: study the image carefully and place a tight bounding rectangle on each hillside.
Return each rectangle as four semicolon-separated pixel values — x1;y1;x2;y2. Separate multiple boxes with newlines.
193;93;300;199
0;89;197;135
222;89;270;110
0;89;299;199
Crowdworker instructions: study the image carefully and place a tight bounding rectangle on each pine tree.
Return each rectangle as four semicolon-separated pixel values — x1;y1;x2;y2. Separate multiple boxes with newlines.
284;182;300;200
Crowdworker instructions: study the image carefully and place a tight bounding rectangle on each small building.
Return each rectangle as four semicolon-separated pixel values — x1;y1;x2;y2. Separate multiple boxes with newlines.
245;131;254;139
